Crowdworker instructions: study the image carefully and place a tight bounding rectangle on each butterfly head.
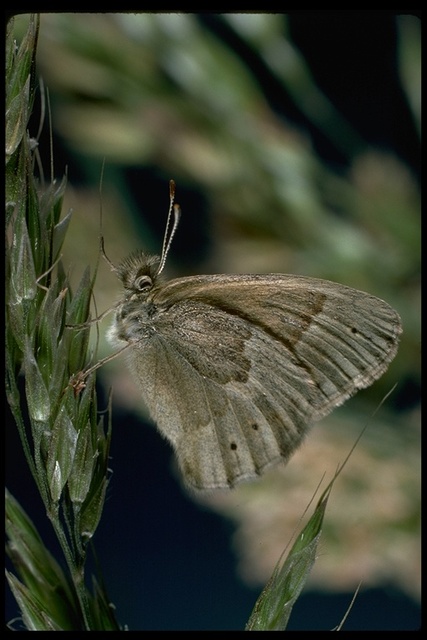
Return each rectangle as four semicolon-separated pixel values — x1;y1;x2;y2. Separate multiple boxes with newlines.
116;251;161;298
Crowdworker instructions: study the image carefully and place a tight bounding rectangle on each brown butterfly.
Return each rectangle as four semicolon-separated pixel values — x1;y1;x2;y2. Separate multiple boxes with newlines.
106;181;402;491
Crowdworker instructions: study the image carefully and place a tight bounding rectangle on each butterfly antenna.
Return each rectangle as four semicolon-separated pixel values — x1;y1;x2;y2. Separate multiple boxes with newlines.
157;180;181;276
98;160;118;272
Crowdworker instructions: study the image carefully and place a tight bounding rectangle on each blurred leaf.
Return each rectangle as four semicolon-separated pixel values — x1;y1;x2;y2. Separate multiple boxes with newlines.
8;208;37;305
5;15;39;162
78;475;108;543
65;267;93;373
23;340;51;423
246;479;332;630
5;74;31;158
68;419;96;505
6;572;62;631
46;407;78;502
89;576;122;631
6;490;81;630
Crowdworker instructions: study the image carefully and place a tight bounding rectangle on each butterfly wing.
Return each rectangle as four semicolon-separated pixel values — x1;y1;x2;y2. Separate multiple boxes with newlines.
126;274;402;491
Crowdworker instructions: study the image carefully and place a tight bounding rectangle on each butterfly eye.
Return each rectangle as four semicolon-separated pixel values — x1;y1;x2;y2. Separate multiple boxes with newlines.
134;275;153;291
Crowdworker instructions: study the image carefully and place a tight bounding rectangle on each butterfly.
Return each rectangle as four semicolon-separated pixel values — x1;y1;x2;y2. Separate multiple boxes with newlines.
105;181;402;491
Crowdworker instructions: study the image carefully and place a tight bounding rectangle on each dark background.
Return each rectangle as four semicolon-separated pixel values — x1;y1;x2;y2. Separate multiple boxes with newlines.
6;11;420;630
